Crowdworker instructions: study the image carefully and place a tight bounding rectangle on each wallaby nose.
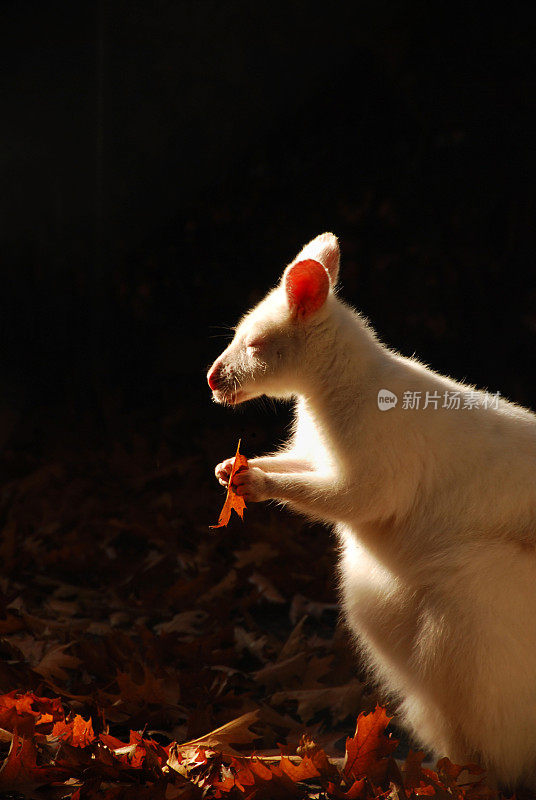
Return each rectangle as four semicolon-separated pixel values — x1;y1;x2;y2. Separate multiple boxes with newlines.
207;362;220;390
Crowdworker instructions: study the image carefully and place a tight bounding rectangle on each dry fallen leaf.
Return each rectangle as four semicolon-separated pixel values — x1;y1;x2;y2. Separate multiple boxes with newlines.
52;714;95;747
115;665;181;707
343;704;398;782
0;423;503;800
0;691;498;800
402;749;428;791
273;678;363;725
34;643;82;683
210;440;248;529
177;710;261;755
234;542;278;569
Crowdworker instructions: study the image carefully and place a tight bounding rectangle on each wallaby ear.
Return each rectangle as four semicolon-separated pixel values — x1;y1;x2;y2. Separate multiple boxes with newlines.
284;259;330;319
294;232;340;285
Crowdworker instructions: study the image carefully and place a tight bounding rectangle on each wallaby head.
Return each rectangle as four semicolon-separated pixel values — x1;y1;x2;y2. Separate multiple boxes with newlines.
207;233;340;405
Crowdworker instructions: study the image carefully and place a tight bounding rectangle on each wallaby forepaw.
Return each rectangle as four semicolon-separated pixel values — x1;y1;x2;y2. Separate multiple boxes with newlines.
232;466;268;502
215;457;235;486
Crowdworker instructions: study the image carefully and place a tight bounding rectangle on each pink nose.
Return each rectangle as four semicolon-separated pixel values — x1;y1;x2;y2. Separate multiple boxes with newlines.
207;362;220;390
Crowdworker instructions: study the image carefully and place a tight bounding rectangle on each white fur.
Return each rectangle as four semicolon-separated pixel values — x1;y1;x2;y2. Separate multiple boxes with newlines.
208;233;536;788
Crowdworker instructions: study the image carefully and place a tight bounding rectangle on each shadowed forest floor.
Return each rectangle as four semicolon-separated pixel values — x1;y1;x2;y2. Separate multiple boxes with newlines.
0;398;528;799
1;404;368;744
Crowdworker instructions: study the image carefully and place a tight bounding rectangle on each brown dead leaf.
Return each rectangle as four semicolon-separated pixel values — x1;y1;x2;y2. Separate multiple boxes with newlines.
277;616;308;663
197;569;237;605
0;614;25;635
234;542;278;569
273;678;363;724
402;749;427;791
234;626;269;663
154;610;208;637
248;572;285;603
278;753;321;781
255;653;331;692
177;710;260;755
254;654;308;690
116;666;181;707
34;643;82;683
0;730;38;793
289;594;338;624
327;777;366;798
343;705;398;783
0;729;62;795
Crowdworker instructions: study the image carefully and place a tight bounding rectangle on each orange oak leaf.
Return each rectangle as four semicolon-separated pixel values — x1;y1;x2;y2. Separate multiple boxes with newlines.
0;729;61;794
124;730;168;771
401;749;439;796
0;731;39;794
278;754;321;782
402;749;427;790
212;755;303;799
343;705;398;783
52;714;95;747
436;757;488;799
327;778;366;799
0;691;63;736
436;756;484;782
210;439;248;529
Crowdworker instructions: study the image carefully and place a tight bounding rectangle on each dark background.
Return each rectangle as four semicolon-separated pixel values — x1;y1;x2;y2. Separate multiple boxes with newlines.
0;0;536;765
2;1;535;446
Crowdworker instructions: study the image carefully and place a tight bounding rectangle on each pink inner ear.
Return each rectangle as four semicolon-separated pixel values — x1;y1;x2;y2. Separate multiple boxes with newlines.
285;259;330;318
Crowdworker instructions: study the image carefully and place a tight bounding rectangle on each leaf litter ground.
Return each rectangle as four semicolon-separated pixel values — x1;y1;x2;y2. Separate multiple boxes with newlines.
0;409;512;798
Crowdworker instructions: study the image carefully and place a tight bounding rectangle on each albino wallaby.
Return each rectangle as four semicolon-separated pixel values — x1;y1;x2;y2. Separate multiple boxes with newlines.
207;233;536;788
